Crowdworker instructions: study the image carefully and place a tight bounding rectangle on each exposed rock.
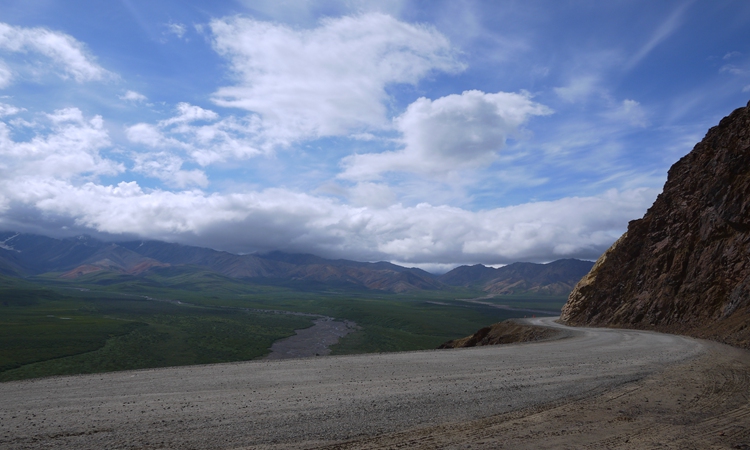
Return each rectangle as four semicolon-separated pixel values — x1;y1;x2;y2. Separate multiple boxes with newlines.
438;320;561;348
561;100;750;349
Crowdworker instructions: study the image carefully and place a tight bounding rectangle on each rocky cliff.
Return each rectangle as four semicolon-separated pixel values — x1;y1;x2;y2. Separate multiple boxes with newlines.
561;101;750;349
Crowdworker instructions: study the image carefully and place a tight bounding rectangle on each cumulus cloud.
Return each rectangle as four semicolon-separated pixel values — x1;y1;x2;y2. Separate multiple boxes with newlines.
209;13;462;147
0;167;657;265
131;151;209;188
340;90;551;180
119;90;147;102
0;22;107;85
125;102;262;166
0;107;121;180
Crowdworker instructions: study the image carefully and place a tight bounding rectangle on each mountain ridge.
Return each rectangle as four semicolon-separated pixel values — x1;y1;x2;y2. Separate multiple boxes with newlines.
438;259;593;296
0;231;593;295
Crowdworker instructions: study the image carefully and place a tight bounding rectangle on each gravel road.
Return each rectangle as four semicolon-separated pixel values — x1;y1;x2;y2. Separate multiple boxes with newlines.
0;318;716;449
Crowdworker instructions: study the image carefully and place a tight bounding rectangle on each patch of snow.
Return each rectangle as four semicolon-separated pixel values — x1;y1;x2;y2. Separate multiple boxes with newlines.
0;233;20;252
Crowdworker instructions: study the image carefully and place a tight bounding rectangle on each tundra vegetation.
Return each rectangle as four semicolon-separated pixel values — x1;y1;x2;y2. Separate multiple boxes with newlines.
0;273;564;381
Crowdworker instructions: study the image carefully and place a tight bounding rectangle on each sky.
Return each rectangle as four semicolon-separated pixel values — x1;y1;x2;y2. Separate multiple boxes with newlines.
0;0;749;272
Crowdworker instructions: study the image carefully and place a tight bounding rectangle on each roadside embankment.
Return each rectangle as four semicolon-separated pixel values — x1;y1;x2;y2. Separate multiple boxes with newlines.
438;318;565;348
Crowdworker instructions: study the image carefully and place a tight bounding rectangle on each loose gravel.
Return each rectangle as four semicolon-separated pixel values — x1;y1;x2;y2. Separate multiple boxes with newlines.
0;318;707;449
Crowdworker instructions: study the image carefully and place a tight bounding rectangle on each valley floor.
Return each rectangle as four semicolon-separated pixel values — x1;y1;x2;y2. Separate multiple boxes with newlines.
1;318;747;449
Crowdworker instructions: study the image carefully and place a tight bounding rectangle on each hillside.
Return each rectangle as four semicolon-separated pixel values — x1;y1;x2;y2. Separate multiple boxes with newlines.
561;100;750;349
0;233;443;293
439;259;593;296
0;232;592;295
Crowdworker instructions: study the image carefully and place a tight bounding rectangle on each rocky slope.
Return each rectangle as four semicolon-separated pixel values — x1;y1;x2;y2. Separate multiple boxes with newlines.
561;101;750;349
438;320;561;348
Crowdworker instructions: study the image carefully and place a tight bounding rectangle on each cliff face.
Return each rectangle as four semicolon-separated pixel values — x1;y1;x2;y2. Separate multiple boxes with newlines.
561;101;750;349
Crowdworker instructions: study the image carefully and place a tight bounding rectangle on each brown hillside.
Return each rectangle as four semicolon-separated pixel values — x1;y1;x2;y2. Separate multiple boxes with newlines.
438;320;561;348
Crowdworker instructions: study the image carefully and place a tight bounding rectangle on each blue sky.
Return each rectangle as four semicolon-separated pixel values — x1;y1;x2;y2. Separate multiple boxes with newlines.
0;0;749;271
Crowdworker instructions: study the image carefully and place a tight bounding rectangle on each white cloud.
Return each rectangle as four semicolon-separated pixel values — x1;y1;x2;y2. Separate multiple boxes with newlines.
119;90;147;102
0;107;121;180
0;102;21;117
0;62;11;88
605;99;648;127
720;64;748;76
723;51;741;60
234;0;407;26
125;103;262;166
209;13;462;147
554;76;600;103
132;151;208;189
626;2;690;70
159;102;218;127
165;22;187;39
348;182;397;209
340;90;551;180
0;176;656;265
0;22;108;85
126;122;178;148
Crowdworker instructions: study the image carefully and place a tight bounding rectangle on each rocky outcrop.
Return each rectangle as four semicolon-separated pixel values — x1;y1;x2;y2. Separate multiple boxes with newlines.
561;101;750;349
438;320;561;348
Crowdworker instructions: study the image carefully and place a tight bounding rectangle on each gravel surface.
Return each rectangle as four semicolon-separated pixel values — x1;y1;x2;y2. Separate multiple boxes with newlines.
266;318;359;360
0;318;709;449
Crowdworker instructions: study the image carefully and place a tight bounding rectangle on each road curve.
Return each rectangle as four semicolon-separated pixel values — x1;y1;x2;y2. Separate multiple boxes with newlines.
0;318;706;449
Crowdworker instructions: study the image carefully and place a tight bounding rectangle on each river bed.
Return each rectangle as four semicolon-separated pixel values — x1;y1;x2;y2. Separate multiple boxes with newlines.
265;317;359;359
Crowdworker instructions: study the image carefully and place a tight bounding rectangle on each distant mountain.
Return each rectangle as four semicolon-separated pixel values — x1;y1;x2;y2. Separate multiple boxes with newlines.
0;231;592;295
439;259;594;296
437;264;498;286
0;232;441;293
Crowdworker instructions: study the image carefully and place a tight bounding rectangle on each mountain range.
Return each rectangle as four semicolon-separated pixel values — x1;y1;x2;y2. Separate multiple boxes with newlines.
0;231;592;294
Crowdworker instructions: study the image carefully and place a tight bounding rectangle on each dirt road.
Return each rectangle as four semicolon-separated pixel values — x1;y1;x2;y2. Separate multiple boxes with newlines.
1;318;748;449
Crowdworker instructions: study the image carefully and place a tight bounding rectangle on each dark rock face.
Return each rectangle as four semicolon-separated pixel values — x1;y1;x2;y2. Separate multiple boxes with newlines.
561;101;750;349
